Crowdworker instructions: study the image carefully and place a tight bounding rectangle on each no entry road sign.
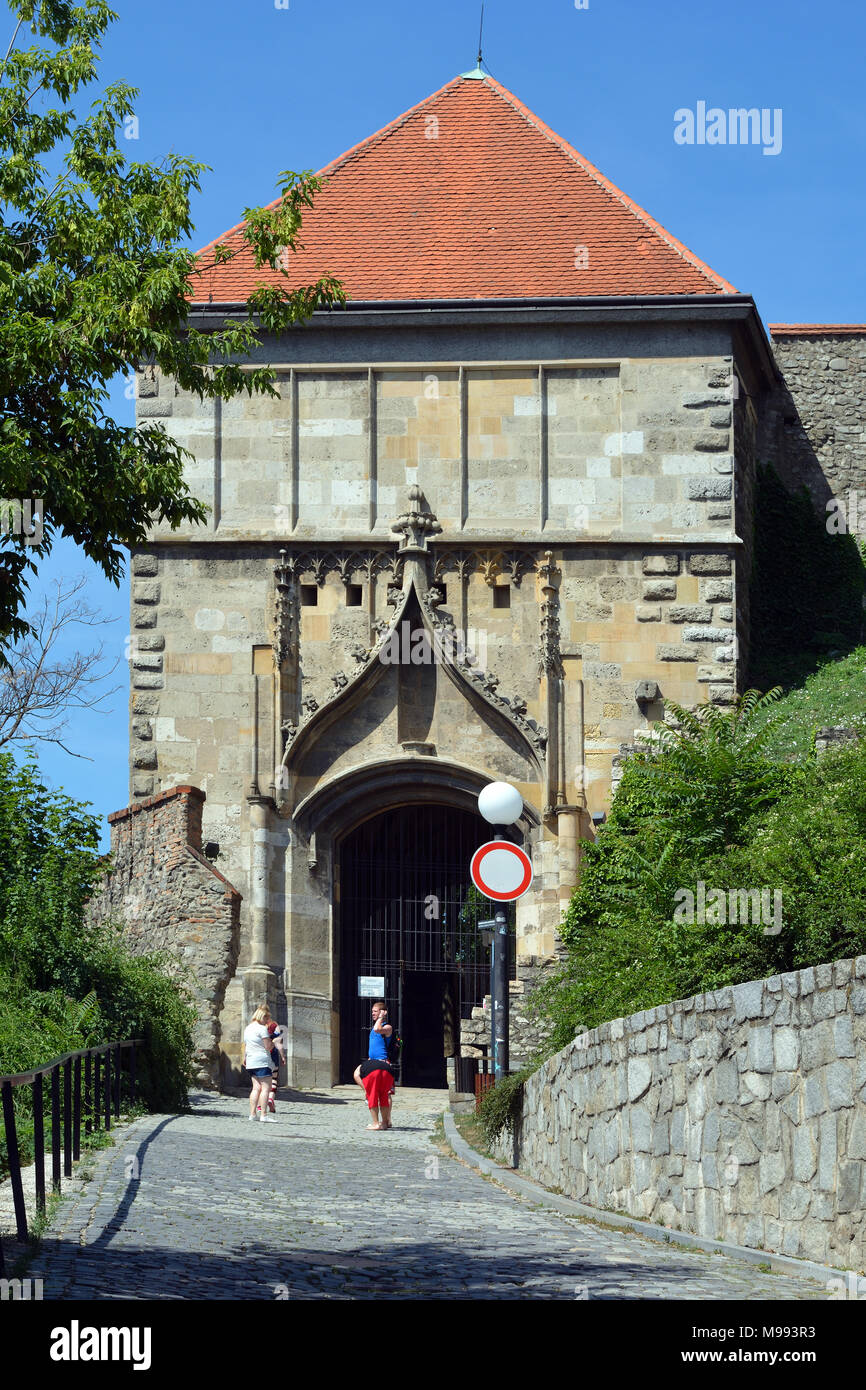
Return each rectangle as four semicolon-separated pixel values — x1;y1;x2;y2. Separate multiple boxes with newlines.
470;840;533;902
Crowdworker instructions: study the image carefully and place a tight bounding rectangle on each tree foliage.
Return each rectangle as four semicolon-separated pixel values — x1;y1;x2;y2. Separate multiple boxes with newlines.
0;747;196;1138
532;693;866;1051
0;0;345;651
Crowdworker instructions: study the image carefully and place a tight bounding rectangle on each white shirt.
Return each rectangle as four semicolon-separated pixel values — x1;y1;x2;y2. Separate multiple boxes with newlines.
244;1022;272;1069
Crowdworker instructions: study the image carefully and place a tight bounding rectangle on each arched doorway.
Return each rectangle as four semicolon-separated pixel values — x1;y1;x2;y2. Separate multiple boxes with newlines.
337;804;510;1086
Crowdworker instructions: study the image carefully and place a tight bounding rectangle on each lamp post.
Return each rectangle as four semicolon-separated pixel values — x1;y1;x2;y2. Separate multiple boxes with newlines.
477;782;524;1081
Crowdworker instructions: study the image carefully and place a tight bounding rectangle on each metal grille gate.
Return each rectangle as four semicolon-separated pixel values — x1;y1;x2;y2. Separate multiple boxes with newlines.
337;805;513;1086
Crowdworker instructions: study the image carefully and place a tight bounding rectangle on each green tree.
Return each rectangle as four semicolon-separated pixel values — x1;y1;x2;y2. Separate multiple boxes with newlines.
0;747;195;1114
0;0;344;651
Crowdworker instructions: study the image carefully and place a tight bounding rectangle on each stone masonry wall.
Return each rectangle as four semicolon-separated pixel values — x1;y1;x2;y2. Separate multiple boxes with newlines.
459;956;563;1072
501;956;866;1270
86;786;242;1088
763;328;866;536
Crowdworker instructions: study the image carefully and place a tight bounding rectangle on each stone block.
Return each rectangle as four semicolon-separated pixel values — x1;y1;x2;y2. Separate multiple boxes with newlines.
630;1105;652;1152
848;1107;866;1159
641;554;680;575
132;553;159;575
732;979;765;1021
742;1071;771;1101
802;1022;834;1070
656;644;697;662
133;581;161;605
748;1024;774;1073
837;1161;863;1213
669;604;713;623
683;626;737;643
636;604;661;622
818;1114;837;1190
759;1151;786;1193
824;1061;855;1109
700;580;733;602
791;1126;817;1182
686;477;732;500
833;1015;855;1057
804;1074;827;1118
687;554;732;575
773;1027;799;1071
642;580;677;600
627;1057;652;1101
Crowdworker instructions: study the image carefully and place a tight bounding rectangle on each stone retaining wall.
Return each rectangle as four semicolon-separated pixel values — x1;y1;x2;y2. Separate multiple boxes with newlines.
86;786;242;1088
502;956;866;1270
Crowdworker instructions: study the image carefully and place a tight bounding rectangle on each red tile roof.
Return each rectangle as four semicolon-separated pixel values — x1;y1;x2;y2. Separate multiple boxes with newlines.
190;73;736;305
769;324;866;335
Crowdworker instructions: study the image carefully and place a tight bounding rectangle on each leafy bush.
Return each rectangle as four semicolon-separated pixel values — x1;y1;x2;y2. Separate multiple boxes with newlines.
0;749;195;1179
534;693;866;1046
478;1065;535;1146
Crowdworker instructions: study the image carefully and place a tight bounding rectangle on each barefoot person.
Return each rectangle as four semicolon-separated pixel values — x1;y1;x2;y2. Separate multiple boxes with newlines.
243;1006;278;1124
353;1000;396;1130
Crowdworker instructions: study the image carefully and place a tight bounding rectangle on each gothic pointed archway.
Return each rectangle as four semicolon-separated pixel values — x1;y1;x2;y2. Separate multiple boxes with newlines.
337;802;508;1086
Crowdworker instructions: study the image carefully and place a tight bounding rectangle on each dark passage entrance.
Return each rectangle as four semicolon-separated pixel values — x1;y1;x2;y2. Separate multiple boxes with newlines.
337;804;501;1086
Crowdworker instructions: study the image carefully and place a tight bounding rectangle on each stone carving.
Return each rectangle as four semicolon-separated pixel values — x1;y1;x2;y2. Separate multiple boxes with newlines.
538;549;563;678
275;546;398;588
433;548;537;587
272;548;295;667
391;485;442;552
417;582;547;757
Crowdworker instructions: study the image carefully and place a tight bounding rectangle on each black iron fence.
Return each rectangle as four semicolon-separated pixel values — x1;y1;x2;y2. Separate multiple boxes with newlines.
0;1039;141;1275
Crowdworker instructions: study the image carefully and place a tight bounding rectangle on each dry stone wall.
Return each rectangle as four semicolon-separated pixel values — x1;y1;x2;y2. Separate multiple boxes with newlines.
502;956;866;1269
86;786;241;1088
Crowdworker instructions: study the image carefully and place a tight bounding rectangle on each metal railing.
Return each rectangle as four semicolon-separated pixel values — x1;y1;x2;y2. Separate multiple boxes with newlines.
0;1039;141;1275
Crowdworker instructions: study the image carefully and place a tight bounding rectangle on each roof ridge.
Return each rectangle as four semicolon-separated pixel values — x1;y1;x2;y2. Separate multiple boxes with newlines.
479;74;737;295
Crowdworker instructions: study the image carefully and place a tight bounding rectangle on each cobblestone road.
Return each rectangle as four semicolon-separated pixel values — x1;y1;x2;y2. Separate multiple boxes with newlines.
26;1087;828;1300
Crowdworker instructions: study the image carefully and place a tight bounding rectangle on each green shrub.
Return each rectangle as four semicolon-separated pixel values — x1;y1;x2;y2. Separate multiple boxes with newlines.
0;749;195;1176
478;1065;535;1146
536;696;866;1044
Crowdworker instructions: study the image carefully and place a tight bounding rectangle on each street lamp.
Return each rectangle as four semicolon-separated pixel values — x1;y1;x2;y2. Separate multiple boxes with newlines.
477;781;523;1081
478;781;523;837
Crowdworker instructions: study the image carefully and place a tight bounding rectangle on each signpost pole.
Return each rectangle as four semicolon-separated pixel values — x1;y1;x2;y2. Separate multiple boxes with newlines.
493;908;508;1079
473;782;531;1087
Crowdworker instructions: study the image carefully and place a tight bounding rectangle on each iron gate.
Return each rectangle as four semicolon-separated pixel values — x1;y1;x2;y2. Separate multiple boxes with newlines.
337;804;515;1086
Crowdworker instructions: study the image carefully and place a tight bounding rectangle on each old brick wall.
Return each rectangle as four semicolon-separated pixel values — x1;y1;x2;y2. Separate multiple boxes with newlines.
500;956;866;1269
86;786;241;1088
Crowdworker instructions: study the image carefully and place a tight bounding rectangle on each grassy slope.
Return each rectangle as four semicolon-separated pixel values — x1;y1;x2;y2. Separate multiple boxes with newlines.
750;645;866;762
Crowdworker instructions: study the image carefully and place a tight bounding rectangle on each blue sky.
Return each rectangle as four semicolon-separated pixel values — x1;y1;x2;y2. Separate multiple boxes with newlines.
11;0;866;843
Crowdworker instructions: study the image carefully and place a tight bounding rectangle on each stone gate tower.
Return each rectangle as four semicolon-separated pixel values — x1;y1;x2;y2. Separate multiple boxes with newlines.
127;70;784;1087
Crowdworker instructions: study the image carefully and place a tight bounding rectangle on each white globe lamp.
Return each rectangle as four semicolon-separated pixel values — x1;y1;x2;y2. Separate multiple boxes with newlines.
477;781;523;828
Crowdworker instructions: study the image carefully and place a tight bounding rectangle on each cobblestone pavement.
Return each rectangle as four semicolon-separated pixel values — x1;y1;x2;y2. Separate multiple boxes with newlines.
24;1087;828;1300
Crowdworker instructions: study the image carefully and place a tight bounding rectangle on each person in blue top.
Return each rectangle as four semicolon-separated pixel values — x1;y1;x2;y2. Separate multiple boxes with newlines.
353;1000;396;1130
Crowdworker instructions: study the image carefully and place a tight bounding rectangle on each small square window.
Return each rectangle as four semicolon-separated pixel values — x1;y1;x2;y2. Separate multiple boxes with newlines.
300;585;318;607
346;583;363;607
493;586;511;609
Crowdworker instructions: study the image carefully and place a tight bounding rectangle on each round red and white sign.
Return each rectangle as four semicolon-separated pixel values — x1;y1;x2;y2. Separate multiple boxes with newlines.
470;840;533;902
